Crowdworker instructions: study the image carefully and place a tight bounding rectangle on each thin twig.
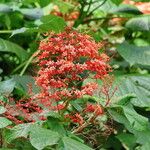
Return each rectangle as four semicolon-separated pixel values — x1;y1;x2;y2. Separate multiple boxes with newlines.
86;0;93;14
19;53;35;76
0;30;12;34
72;107;100;134
83;15;132;23
87;0;107;17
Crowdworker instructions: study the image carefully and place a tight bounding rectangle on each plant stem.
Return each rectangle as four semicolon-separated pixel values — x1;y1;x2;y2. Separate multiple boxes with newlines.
83;15;133;23
19;53;35;76
19;32;40;76
11;60;27;74
72;107;100;134
0;30;12;34
0;129;2;147
86;0;92;14
87;0;107;17
74;0;87;27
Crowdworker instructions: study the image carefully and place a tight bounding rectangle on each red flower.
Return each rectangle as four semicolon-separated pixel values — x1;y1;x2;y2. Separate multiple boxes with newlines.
85;103;103;116
66;113;84;125
35;28;110;112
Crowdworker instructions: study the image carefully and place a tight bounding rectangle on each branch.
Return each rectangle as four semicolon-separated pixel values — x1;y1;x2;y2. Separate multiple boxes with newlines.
0;30;12;34
86;0;93;14
83;16;132;23
87;0;107;17
72;107;100;134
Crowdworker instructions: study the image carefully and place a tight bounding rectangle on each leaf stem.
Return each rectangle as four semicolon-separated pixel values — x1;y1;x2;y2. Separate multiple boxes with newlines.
0;30;12;34
87;0;107;17
11;61;27;74
72;107;100;134
83;15;133;23
19;53;35;76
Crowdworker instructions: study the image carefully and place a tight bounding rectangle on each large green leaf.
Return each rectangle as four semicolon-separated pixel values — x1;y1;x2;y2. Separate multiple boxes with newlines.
111;0;123;5
112;4;142;15
0;79;16;95
0;106;6;114
6;123;33;143
47;117;66;135
0;38;29;62
30;126;60;150
115;94;136;106
0;117;12;128
133;130;150;149
39;15;66;33
108;108;134;132
109;104;149;131
114;75;150;107
116;133;136;149
126;15;150;31
0;4;11;13
19;8;43;19
60;137;93;150
109;92;149;131
134;130;150;145
122;105;148;131
12;75;39;94
117;42;150;66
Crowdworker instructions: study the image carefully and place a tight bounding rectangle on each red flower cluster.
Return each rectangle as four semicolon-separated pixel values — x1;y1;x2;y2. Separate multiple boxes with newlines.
35;28;111;112
85;103;103;116
0;29;111;126
65;113;84;125
1;97;42;124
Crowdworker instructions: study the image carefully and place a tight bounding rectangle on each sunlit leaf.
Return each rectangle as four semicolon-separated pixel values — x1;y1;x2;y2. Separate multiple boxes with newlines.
0;38;29;62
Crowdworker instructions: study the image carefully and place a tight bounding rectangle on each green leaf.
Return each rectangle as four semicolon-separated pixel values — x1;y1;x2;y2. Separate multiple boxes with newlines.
50;0;73;14
0;79;16;95
108;108;134;133
117;42;150;66
0;38;29;62
114;94;136;106
140;142;150;150
0;95;9;103
43;111;61;119
122;105;148;131
4;14;11;30
12;75;39;94
6;123;33;143
70;101;83;112
19;8;43;19
109;104;149;132
116;133;136;149
47;117;66;135
0;106;6;114
114;75;150;107
111;0;123;5
39;0;51;7
11;27;38;36
0;117;12;128
0;4;11;13
39;15;66;33
126;15;150;31
11;27;28;36
134;130;150;147
30;126;60;150
112;4;142;15
60;137;93;150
